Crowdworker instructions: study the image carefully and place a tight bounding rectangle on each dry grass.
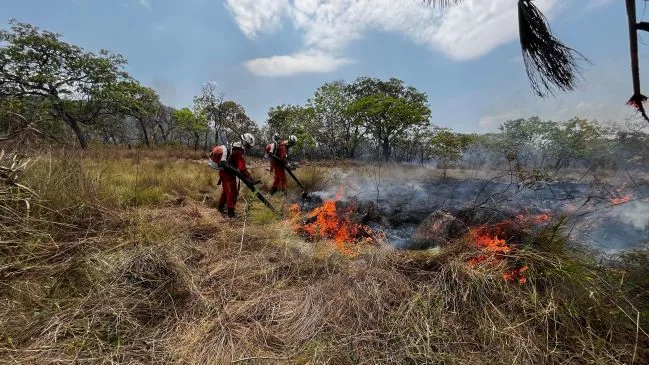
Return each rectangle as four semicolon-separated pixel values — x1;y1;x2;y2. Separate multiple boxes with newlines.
1;146;648;364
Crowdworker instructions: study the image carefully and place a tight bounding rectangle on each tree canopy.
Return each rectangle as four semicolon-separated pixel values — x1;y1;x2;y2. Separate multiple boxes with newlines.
0;20;131;147
346;77;431;161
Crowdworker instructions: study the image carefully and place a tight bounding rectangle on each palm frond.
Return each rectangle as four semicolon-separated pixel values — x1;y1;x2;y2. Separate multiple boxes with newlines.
518;0;587;97
422;0;586;97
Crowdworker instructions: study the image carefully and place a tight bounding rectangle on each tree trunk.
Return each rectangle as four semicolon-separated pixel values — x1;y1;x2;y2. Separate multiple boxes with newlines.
382;138;390;162
156;122;167;143
138;117;150;147
204;126;209;150
215;119;220;145
68;118;88;148
55;103;87;148
347;145;356;159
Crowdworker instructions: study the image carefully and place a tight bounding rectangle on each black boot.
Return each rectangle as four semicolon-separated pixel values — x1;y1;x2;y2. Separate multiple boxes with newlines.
217;204;226;214
227;208;236;218
270;187;277;195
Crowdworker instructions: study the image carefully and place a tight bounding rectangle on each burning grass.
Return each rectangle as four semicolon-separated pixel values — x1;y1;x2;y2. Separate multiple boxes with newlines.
288;188;382;256
467;212;553;284
1;147;648;364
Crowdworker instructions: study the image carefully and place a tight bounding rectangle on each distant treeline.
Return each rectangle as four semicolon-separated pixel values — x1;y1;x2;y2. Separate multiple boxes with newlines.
2;20;648;172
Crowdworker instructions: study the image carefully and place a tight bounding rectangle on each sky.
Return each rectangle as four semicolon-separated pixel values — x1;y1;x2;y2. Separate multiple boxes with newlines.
2;0;647;132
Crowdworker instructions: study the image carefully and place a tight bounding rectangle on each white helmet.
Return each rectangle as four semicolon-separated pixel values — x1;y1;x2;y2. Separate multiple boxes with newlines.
272;133;280;142
287;135;297;145
241;133;255;147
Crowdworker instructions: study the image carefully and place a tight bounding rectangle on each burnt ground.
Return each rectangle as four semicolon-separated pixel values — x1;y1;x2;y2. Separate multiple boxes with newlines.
301;171;649;253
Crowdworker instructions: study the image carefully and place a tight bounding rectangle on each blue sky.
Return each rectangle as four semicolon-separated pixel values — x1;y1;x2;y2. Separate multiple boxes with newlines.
2;0;646;132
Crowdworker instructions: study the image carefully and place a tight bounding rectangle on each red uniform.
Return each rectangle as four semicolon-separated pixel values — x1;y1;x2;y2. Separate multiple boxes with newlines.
218;147;252;209
266;141;288;192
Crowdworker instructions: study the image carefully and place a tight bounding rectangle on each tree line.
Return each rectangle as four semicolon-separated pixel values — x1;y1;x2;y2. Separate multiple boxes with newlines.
2;20;648;173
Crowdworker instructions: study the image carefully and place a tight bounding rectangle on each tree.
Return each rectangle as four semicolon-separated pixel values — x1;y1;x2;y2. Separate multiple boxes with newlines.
152;105;177;144
267;104;318;155
106;81;160;146
430;129;474;176
0;20;130;148
546;118;605;169
346;77;431;161
172;108;204;150
267;104;301;136
0;95;66;142
219;101;255;143
193;82;225;146
497;117;549;165
93;113;127;145
308;81;357;158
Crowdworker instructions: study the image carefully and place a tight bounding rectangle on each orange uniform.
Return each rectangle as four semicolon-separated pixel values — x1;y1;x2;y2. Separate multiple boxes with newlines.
215;146;252;209
265;141;289;193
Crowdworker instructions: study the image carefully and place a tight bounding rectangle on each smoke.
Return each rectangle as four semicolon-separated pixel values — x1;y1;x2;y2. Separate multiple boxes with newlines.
305;164;649;253
614;201;649;230
570;199;649;253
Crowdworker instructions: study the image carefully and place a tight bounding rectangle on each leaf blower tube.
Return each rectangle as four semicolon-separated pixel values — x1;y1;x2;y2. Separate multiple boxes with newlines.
269;154;308;199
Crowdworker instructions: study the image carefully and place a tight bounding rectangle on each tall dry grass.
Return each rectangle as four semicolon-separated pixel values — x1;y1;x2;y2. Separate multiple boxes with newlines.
0;145;648;364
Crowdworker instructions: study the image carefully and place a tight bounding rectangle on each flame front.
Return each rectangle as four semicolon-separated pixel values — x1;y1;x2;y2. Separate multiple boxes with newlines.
289;188;377;255
467;226;510;268
467;211;551;284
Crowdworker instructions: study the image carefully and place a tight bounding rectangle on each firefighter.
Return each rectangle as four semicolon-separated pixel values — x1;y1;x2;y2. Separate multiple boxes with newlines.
264;133;281;173
265;135;297;195
210;133;257;218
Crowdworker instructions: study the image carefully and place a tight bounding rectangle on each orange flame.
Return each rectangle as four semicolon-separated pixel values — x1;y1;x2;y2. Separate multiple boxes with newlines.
289;188;377;255
471;229;510;253
515;212;551;225
466;211;548;284
503;265;528;284
610;194;631;206
466;225;510;268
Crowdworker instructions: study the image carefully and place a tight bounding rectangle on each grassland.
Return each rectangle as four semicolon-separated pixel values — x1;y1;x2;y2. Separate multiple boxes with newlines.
1;146;648;364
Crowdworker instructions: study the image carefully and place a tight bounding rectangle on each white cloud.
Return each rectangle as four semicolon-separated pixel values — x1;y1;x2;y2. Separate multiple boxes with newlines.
244;51;354;76
226;0;610;76
224;0;289;38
